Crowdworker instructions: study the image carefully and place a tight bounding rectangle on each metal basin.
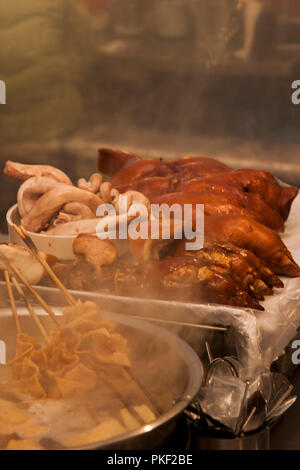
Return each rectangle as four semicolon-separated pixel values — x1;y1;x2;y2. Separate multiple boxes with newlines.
0;307;203;450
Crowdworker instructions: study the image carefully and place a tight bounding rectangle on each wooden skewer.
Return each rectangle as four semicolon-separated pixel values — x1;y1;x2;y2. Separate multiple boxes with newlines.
4;270;21;335
75;389;99;426
13;224;76;307
85;344;159;421
3;265;49;354
127;314;228;332
2;241;156;429
4;347;35;367
8;261;59;326
90;362;148;426
4;282;150;428
12;224;159;422
205;341;213;364
2;268;33;369
240;406;257;433
11;276;49;344
5;267;98;423
123;368;163;416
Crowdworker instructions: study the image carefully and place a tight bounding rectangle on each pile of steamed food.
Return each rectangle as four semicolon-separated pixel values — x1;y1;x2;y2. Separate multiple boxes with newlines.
0;301;157;450
2;151;300;310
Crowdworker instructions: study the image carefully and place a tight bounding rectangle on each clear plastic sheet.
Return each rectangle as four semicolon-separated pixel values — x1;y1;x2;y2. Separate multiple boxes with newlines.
258;191;300;370
187;370;296;436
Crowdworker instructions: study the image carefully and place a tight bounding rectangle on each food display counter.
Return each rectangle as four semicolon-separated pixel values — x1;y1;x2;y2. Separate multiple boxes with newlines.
0;0;300;453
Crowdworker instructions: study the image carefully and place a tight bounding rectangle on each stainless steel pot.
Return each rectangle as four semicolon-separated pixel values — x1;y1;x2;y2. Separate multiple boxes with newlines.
0;307;203;450
190;425;270;450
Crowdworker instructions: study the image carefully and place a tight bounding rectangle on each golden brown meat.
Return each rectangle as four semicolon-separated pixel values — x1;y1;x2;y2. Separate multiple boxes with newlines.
208;240;284;289
174;241;279;299
110;159;166;186
128;214;300;277
100;150;233;187
114;256;263;310
151;192;275;228
99;149;171;187
205;215;300;277
279;185;299;221
115;176;178;200
195;170;298;221
98;148;141;177
167;156;232;177
175;179;284;231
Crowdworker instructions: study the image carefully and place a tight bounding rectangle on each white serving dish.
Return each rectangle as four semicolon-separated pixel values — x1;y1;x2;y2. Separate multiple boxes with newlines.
6;204;77;261
6;204;130;261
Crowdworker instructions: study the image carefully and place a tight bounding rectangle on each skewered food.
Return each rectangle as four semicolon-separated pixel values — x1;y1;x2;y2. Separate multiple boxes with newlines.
0;299;159;450
0;244;56;285
8;301;131;400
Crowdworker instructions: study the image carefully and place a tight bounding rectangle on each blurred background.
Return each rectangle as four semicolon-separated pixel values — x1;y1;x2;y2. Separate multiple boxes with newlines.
1;0;300;231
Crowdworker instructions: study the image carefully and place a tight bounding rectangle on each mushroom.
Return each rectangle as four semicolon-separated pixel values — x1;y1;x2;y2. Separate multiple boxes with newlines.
72;234;117;277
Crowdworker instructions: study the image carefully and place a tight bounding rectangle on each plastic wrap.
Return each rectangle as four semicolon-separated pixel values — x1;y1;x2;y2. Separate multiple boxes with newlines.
257;191;300;369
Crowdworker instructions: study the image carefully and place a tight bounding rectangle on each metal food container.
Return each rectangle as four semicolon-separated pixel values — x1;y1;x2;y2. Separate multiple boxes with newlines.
0;305;203;450
190;425;270;451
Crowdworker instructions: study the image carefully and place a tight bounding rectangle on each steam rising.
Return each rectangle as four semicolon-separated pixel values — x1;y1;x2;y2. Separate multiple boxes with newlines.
0;305;193;449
